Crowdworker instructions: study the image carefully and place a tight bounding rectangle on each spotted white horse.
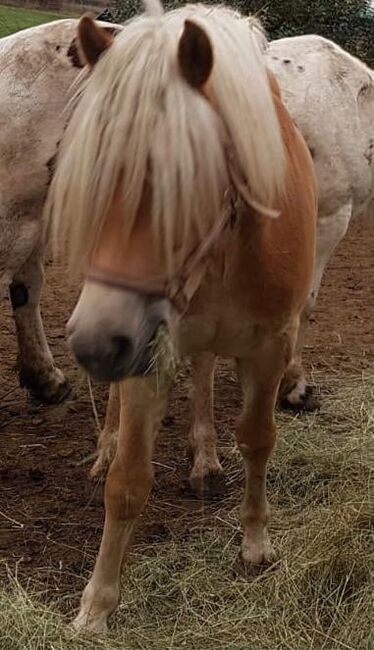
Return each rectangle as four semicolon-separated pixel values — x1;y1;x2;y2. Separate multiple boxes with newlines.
0;19;118;402
0;20;372;420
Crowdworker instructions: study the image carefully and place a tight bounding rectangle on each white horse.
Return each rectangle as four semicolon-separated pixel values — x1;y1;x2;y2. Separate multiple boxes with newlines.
193;32;374;415
0;18;119;402
0;20;75;402
268;34;374;403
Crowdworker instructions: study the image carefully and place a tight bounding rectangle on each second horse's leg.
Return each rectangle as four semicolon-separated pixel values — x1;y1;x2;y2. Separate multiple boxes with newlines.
11;245;70;403
279;205;351;411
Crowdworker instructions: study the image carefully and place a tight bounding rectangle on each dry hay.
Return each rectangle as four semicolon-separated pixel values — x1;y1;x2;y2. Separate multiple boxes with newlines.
0;372;372;650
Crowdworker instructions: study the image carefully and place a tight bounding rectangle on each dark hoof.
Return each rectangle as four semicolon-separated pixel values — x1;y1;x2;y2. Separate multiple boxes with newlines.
30;378;72;405
279;385;320;413
19;366;72;405
189;469;226;500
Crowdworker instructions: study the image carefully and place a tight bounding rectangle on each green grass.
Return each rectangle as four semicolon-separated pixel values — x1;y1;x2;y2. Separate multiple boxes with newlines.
0;4;68;38
0;373;373;649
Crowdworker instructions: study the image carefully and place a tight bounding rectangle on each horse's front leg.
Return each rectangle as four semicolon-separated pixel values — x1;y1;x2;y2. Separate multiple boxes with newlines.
10;245;70;403
188;352;224;497
74;376;168;633
91;383;120;476
235;332;292;566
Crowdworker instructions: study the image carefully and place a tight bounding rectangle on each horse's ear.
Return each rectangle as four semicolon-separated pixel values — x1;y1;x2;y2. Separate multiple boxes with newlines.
178;19;213;88
78;14;114;67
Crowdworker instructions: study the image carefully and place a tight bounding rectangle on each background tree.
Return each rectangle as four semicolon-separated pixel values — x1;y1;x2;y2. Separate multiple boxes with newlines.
111;0;374;64
112;0;138;20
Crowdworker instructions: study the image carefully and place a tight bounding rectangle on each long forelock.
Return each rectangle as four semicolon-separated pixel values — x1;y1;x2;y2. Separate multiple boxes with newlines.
47;3;285;273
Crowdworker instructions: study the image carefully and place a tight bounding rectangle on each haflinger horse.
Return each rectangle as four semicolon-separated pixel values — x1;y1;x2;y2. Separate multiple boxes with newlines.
47;1;317;631
1;18;373;408
182;33;374;493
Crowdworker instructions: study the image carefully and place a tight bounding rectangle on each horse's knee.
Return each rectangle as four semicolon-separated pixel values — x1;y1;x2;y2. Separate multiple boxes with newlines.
236;417;276;460
105;460;153;520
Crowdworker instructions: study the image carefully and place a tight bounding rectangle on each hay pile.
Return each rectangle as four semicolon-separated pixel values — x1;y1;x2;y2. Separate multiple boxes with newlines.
0;373;372;650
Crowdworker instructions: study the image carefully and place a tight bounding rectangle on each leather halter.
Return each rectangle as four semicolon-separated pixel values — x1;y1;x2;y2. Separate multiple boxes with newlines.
86;188;238;313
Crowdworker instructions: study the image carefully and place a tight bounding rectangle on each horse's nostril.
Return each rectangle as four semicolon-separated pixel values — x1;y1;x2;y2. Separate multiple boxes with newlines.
111;335;133;364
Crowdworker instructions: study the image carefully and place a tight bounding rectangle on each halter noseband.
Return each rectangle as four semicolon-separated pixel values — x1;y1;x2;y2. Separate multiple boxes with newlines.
86;188;238;313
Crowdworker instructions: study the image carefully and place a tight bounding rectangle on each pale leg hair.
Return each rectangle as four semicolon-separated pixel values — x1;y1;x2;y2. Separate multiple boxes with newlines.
188;352;224;496
91;382;120;477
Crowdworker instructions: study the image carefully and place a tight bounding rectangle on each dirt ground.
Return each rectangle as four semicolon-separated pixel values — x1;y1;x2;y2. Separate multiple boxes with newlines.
0;212;373;611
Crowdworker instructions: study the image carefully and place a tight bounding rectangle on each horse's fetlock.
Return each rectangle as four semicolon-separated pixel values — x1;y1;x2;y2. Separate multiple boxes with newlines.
240;506;270;528
82;580;119;614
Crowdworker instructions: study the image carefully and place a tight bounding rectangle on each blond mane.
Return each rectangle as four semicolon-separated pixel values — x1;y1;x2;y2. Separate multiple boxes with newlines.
47;1;285;272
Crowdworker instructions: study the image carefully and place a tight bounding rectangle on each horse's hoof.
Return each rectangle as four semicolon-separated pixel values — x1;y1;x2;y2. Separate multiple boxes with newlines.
20;366;72;404
189;467;226;499
280;384;320;412
72;611;107;634
233;546;277;579
32;375;72;405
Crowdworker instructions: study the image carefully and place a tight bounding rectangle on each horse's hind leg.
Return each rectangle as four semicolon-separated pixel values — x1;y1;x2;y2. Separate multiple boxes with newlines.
188;352;224;497
278;302;315;410
74;376;168;633
279;204;351;411
10;245;70;403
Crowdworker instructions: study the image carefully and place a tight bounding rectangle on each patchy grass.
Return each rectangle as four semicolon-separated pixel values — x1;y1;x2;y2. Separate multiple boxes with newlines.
0;373;373;649
0;4;67;38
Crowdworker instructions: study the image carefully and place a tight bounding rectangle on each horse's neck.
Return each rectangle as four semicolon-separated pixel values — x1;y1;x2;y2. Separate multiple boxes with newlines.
193;84;316;320
186;69;316;330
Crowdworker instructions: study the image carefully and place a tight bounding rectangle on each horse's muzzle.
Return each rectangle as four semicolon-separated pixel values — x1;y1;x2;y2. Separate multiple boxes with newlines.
68;328;156;382
66;281;171;382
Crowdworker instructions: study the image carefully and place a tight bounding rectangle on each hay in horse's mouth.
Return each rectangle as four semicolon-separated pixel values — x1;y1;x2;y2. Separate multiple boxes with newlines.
148;324;181;387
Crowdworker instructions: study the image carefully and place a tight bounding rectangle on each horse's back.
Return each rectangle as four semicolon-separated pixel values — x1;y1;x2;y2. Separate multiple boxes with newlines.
267;35;374;216
0;19;80;114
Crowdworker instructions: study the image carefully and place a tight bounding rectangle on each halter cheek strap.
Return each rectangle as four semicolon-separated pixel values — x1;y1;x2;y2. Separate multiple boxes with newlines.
86;188;238;313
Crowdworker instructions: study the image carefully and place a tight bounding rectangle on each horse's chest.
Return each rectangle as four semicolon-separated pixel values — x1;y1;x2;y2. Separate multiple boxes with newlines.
177;222;301;358
177;310;264;358
178;273;276;357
